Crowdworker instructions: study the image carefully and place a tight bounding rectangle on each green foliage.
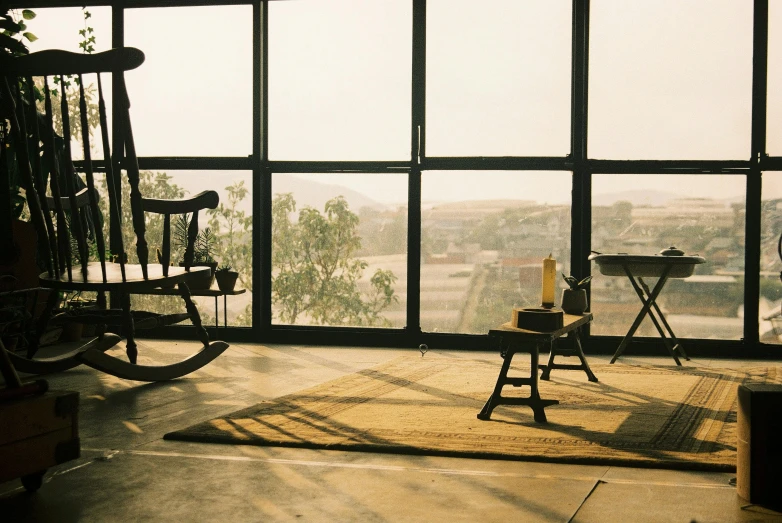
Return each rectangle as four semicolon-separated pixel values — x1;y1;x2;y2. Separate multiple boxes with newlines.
0;9;36;57
216;265;233;273
172;214;216;264
195;227;216;264
208;181;252;291
562;273;592;290
271;193;398;326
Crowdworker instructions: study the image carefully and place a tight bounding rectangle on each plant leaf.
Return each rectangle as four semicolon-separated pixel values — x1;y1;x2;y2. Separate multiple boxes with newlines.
23;31;37;42
22;9;36;20
0;19;22;32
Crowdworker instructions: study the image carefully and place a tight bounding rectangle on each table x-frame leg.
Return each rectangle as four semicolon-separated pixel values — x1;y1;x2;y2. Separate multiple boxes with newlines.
610;265;688;365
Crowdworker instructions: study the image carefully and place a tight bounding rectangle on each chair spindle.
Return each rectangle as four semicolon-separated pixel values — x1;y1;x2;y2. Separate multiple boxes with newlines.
96;75;126;282
78;74;107;283
59;77;89;281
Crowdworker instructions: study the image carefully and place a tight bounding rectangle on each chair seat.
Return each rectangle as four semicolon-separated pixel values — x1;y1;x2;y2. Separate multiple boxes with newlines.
40;262;210;292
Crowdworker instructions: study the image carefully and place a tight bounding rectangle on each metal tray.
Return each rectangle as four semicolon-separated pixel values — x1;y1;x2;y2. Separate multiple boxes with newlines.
588;253;705;278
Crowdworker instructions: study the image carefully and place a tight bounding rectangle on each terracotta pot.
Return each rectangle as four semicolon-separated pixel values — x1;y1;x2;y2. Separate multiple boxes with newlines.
215;271;239;293
561;289;588;315
180;262;217;290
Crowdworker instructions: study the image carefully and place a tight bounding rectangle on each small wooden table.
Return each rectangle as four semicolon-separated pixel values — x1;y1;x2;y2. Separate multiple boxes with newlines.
140;286;246;338
478;313;594;423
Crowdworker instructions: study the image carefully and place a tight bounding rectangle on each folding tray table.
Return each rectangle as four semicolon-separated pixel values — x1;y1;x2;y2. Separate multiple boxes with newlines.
589;251;705;365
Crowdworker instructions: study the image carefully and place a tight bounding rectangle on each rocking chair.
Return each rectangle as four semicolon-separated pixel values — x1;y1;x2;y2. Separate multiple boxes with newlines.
0;47;229;381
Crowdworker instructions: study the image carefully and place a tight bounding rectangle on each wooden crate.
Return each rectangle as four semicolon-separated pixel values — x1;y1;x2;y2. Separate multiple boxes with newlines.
737;383;782;509
0;390;80;491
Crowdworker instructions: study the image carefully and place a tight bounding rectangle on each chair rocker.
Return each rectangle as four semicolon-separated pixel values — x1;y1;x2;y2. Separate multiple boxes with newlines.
1;47;229;381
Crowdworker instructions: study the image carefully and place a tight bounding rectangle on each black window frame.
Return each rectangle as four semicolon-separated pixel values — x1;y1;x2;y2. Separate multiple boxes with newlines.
11;0;780;358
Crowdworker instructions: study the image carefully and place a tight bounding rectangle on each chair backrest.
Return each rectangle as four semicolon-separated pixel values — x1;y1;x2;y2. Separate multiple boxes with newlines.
1;47;149;284
141;190;220;276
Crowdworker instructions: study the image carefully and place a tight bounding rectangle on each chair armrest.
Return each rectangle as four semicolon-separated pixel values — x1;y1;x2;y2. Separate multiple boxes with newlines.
142;191;219;215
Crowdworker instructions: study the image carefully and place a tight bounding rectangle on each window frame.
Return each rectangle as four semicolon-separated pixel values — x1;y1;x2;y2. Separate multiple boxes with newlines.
12;0;778;358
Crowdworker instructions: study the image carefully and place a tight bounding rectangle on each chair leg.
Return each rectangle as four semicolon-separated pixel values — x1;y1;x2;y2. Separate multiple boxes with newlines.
28;291;59;359
120;292;138;364
177;282;210;347
95;290;107;338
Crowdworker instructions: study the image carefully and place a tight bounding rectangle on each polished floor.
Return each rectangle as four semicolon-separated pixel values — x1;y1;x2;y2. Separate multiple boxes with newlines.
1;340;781;523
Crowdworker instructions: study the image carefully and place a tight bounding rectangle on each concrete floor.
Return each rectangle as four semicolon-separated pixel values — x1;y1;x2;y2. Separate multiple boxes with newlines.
1;341;781;523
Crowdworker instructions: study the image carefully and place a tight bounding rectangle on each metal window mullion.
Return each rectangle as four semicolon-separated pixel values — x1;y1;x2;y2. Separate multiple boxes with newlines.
407;0;426;336
256;0;271;335
571;0;591;295
745;0;769;346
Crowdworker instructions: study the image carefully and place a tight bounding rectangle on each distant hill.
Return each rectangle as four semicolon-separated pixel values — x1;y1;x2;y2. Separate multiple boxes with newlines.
592;190;678;207
161;171;386;215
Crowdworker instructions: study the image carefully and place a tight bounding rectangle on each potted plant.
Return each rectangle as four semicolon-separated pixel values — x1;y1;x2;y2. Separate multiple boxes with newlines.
215;265;239;293
561;273;592;315
58;293;98;341
173;215;218;290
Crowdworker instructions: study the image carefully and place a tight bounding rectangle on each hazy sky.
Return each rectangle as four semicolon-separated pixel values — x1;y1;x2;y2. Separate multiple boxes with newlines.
18;1;782;206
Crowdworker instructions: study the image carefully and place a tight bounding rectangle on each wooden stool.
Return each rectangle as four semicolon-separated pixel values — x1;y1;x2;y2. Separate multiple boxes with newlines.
478;314;593;423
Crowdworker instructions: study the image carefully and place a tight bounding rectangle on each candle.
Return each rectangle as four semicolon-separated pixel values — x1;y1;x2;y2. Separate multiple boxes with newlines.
542;253;556;308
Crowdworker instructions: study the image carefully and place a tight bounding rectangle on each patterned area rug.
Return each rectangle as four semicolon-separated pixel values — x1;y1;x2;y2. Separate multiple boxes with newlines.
165;355;781;471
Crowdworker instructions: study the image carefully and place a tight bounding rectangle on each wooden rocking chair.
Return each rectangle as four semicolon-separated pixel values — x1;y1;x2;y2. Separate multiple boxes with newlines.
0;47;229;381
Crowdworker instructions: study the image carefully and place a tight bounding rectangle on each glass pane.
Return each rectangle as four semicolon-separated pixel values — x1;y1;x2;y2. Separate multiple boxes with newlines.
18;7;112;162
272;173;408;327
421;171;572;334
768;1;782;155
760;172;782;343
426;0;571;157
589;0;752;160
126;170;253;327
268;0;411;161
591;174;745;340
125;6;253;157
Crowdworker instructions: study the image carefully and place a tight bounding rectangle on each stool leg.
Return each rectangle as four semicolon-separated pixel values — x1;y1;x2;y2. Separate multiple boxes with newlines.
540;340;554;381
478;343;514;420
529;344;548;423
572;329;598;382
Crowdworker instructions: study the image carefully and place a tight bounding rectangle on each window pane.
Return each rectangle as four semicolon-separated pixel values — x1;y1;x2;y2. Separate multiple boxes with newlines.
268;0;411;161
768;1;782;155
421;171;572;334
125;6;252;157
21;7;112;162
591;174;745;340
589;1;752;160
760;172;782;343
426;0;571;157
272;173;408;327
125;170;253;328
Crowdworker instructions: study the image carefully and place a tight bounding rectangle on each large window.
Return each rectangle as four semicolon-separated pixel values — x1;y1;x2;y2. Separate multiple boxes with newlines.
23;7;112;161
769;1;782;155
15;1;779;353
589;0;752;160
426;0;571;157
421;171;572;334
125;5;253;157
760;172;782;343
591;174;745;340
268;0;411;161
271;172;408;328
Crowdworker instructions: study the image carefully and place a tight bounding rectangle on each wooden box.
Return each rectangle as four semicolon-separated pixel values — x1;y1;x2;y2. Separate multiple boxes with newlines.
0;390;80;490
737;383;782;509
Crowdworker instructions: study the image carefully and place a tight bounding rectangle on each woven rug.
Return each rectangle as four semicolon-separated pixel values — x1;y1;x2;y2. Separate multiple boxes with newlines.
165;355;781;471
